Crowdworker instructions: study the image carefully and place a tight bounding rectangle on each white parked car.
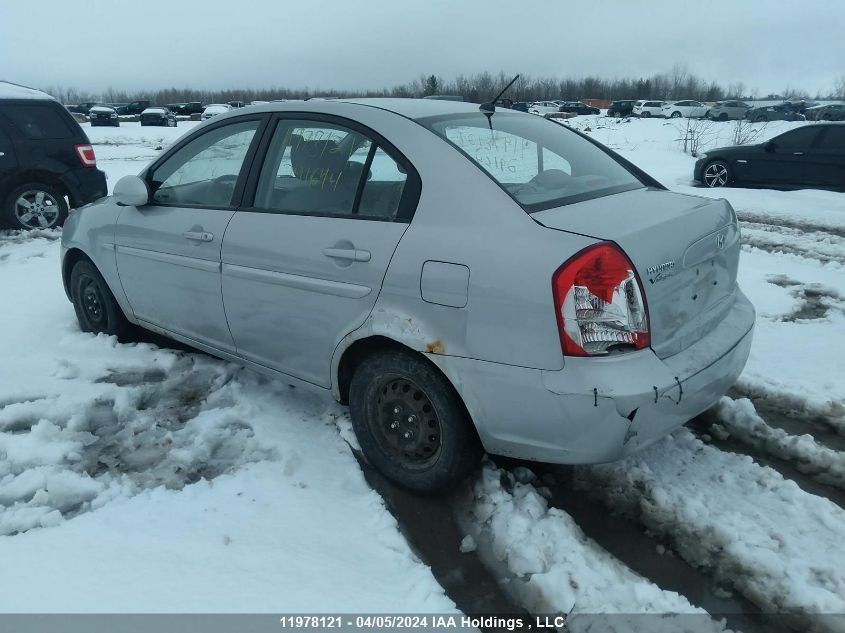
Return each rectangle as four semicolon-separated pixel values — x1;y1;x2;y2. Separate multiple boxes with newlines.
200;104;233;121
529;101;561;115
632;100;665;118
661;100;709;119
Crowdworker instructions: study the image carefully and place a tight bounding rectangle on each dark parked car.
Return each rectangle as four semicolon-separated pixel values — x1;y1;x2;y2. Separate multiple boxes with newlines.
139;107;177;127
67;102;99;115
166;101;204;116
745;104;805;122
557;101;600;115
0;82;107;230
510;101;530;112
694;123;845;190
107;103;129;115
606;100;635;117
124;100;151;115
89;105;120;127
805;104;845;121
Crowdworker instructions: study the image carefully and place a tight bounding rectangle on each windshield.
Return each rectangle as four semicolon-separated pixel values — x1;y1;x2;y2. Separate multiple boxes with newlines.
419;112;644;211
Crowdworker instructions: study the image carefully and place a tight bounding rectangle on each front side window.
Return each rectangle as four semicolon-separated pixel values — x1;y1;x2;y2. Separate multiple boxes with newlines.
420;112;643;211
253;120;409;220
149;120;259;207
772;127;820;150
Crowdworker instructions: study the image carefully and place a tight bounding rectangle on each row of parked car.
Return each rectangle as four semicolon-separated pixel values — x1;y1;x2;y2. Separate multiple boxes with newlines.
67;99;281;128
605;98;845;122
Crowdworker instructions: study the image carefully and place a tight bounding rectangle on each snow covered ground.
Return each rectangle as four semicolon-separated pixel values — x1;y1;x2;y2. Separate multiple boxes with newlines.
1;116;844;627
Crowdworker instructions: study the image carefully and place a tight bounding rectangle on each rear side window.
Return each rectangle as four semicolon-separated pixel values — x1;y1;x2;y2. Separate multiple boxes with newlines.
0;103;75;139
818;127;845;150
253;119;410;221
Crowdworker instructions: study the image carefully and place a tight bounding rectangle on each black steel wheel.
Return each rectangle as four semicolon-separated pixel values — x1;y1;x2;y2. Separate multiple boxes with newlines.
349;348;482;493
70;260;133;339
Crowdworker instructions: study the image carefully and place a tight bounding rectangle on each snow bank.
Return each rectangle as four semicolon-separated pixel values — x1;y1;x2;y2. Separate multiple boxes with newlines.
574;430;845;628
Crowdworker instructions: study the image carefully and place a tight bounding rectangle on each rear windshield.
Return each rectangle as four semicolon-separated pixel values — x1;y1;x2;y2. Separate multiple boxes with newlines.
419;112;643;211
0;103;75;140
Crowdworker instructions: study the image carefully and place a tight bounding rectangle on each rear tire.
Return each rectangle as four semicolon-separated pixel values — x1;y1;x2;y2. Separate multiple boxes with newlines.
703;160;731;188
70;260;133;340
641;111;651;118
349;348;482;493
2;183;68;230
671;111;682;118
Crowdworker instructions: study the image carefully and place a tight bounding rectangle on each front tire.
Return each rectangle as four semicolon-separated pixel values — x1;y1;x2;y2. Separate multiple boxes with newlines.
703;160;731;188
70;260;133;339
2;183;68;230
671;111;682;118
349;348;482;493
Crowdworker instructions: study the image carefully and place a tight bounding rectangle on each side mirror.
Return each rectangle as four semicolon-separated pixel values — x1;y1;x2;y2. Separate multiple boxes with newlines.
113;175;150;207
764;140;775;153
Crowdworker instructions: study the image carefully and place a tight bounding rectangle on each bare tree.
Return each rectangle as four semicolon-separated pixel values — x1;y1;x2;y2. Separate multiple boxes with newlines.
674;118;717;156
731;119;766;146
833;76;845;99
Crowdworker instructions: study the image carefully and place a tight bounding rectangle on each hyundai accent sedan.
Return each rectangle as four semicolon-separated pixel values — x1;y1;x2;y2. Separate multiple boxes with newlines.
61;99;755;492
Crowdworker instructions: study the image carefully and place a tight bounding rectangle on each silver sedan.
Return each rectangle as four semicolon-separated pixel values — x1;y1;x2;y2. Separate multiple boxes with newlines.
61;99;755;492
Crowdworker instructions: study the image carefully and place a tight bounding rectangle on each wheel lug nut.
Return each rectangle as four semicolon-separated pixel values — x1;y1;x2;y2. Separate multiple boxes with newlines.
403;432;412;439
393;407;400;414
390;422;398;429
407;416;414;423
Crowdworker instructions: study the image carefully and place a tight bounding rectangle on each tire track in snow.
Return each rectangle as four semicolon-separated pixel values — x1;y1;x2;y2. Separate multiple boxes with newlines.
449;461;737;633
739;221;845;266
492;458;785;633
736;212;845;239
572;429;845;632
712;398;845;492
351;452;527;621
688;413;845;511
730;385;845;437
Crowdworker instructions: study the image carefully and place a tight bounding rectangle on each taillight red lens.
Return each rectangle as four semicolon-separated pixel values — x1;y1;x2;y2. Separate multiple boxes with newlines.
74;144;97;168
552;242;650;356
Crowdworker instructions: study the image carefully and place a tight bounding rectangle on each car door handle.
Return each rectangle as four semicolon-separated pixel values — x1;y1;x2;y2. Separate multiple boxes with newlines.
793;151;805;156
183;231;214;242
322;247;371;262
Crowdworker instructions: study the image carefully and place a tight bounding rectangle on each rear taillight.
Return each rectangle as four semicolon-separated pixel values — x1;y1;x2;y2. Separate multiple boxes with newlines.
552;242;650;357
74;144;97;168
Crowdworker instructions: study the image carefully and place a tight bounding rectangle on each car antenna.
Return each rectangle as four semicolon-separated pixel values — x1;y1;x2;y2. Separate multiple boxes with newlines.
479;74;520;129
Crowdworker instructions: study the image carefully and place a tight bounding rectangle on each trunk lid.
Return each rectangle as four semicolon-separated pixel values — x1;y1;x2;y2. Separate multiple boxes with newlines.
534;188;740;359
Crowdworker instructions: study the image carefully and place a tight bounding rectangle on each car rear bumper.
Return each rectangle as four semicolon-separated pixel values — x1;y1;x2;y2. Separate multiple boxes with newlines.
430;288;755;464
61;168;108;207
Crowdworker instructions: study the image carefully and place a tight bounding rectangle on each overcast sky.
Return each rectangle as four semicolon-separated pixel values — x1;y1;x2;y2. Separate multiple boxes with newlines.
1;0;843;96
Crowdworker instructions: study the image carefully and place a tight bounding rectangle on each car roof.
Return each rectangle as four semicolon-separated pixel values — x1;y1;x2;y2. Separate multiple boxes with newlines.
217;97;495;122
0;80;55;101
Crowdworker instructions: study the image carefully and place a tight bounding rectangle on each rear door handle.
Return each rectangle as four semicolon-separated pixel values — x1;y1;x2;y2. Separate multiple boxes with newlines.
322;247;371;262
793;151;805;156
183;231;213;242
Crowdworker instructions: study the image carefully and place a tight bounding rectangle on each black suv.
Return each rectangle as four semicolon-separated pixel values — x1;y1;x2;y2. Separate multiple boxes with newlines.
607;100;635;118
0;82;107;230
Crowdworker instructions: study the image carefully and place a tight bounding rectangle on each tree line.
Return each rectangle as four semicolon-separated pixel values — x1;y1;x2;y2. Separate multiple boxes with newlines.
42;66;845;106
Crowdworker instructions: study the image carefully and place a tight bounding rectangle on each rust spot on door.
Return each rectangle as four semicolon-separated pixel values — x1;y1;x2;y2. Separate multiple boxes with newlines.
426;340;445;354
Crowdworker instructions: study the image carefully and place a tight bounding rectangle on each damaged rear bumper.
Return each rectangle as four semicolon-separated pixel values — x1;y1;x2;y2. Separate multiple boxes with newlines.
431;288;755;464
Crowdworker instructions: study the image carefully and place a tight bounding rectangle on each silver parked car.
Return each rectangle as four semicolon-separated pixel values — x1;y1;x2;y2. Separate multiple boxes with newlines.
707;100;752;121
61;99;755;492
